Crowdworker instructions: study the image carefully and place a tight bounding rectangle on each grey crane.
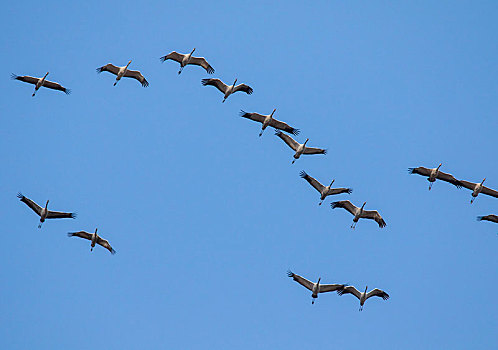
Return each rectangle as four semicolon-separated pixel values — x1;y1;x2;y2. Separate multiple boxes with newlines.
330;200;386;229
338;285;390;311
300;171;352;205
408;163;462;190
17;192;76;228
275;131;326;164
67;228;116;254
201;78;252;102
240;109;299;137
97;60;149;87
287;270;345;304
160;48;214;74
12;72;70;96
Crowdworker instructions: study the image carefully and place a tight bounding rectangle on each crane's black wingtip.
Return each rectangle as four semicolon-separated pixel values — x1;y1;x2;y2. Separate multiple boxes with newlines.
292;129;300;136
286;270;294;277
299;170;308;178
159;56;167;62
17;192;23;199
330;201;340;209
110;248;116;255
67;232;75;237
201;78;210;85
347;188;353;194
407;168;416;174
239;110;248;117
323;149;328;155
70;213;77;219
96;67;103;74
477;216;484;221
11;73;19;80
64;89;71;95
207;67;215;74
274;130;283;136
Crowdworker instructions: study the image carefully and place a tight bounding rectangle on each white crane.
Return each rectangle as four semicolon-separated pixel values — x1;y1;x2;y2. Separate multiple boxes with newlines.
338;285;389;311
408;163;462;190
160;48;214;75
67;228;116;254
12;72;70;96
458;178;498;203
239;109;299;137
201;78;253;102
330;200;386;229
287;271;345;304
275;131;326;164
300;171;352;205
17;193;76;228
96;60;149;87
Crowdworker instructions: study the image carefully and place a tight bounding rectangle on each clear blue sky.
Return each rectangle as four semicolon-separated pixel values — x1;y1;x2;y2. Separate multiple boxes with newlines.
1;1;497;349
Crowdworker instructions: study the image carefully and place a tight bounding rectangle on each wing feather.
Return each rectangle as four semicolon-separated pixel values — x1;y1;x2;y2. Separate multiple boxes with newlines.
233;83;253;95
96;64;120;75
303;147;327;155
201;78;228;94
287;270;314;291
46;210;76;219
477;214;498;223
239;111;266;123
330;200;358;216
11;74;39;85
361;210;386;228
17;192;42;216
67;231;93;240
366;288;389;301
318;284;345;293
299;171;324;193
189;57;214;74
124;69;149;87
159;51;184;63
481;186;498;198
337;286;362;300
97;236;116;254
275;131;299;151
42;80;70;94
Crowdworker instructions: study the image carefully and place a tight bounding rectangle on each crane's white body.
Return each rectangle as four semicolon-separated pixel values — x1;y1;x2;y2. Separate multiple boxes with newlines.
114;61;132;86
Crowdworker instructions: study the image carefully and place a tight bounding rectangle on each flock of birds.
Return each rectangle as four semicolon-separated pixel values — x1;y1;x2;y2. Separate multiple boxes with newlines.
13;48;498;311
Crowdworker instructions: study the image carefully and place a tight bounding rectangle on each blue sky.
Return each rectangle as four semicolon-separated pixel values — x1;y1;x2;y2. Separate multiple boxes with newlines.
1;1;497;349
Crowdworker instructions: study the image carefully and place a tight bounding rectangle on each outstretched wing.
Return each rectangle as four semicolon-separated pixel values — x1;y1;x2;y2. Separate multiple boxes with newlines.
330;200;358;216
67;231;93;241
233;83;253;95
477;215;498;223
458;180;479;191
318;284;345;293
362;210;386;228
299;171;325;193
124;69;149;87
11;74;39;85
189;56;215;74
303;146;327;155
337;286;361;300
96;64;120;76
275;131;299;151
17;192;42;216
408;166;431;177
366;288;389;301
269;119;299;136
287;270;313;291
201;78;228;94
436;171;462;188
327;187;353;196
239;111;266;124
481;186;498;198
159;51;184;63
97;236;116;255
46;210;76;219
42;80;70;94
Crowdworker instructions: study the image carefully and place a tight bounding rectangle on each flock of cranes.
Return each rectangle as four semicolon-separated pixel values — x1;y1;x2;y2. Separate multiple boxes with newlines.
13;47;497;311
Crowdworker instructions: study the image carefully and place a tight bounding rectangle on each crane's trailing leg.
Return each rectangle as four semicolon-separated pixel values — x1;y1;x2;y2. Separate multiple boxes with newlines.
38;222;42;229
428;182;433;191
178;67;183;75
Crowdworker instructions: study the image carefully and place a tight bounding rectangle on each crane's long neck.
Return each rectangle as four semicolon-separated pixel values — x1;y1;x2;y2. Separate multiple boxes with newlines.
270;109;276;119
329;179;335;188
481;178;486;186
45;200;49;209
